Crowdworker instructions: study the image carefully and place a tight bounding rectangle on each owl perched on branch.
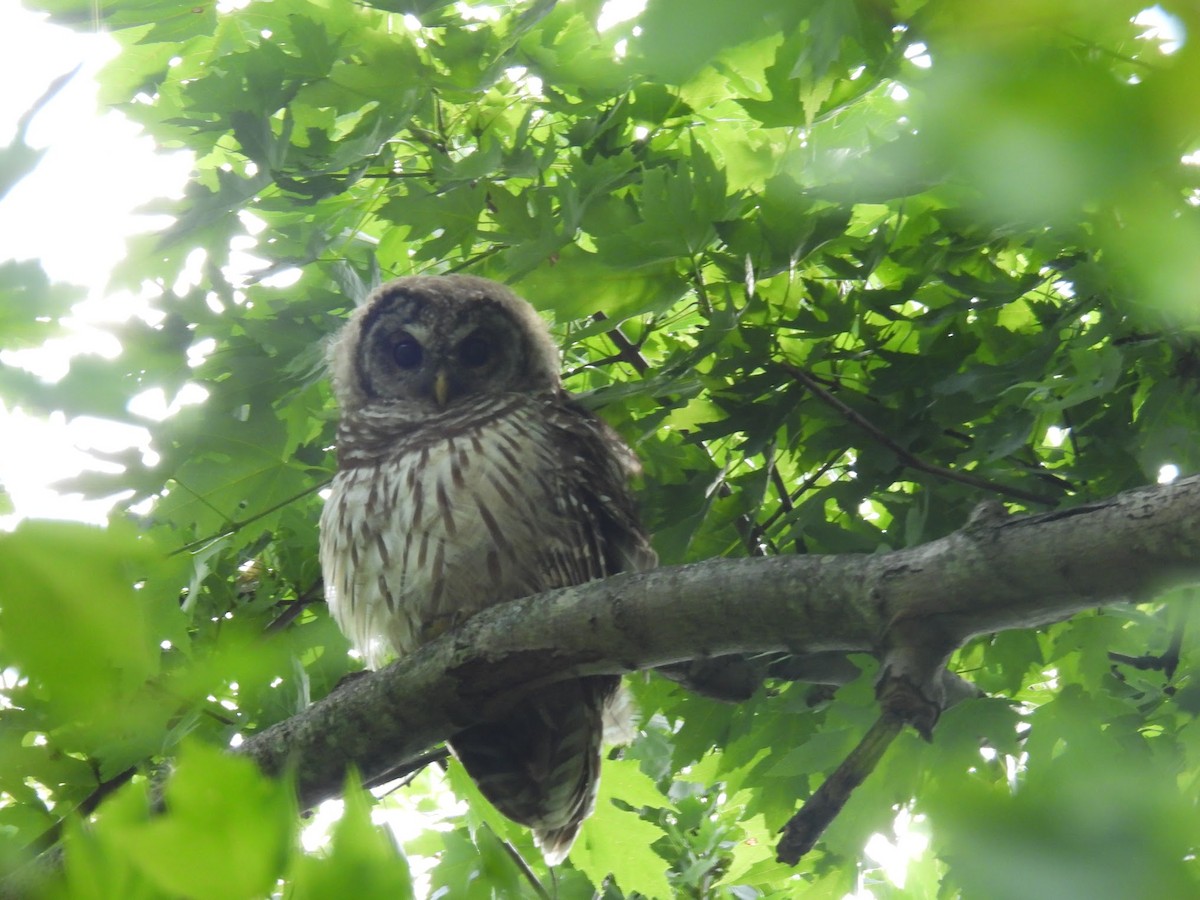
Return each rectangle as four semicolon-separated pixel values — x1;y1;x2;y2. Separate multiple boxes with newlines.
318;275;656;863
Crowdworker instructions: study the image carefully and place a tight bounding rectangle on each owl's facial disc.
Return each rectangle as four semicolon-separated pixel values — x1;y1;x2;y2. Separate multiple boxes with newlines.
356;291;533;405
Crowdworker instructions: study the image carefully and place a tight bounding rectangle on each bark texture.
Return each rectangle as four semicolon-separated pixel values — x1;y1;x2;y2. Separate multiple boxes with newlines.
238;475;1200;810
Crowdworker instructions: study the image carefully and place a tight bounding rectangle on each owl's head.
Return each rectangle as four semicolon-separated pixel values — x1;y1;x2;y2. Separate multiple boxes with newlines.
328;275;562;410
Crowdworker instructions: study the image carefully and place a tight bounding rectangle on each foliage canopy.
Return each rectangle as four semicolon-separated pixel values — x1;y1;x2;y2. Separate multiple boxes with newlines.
4;0;1200;896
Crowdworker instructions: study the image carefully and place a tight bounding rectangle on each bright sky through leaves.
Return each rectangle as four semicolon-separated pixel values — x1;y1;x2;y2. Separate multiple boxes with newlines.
0;5;191;526
2;1;1200;895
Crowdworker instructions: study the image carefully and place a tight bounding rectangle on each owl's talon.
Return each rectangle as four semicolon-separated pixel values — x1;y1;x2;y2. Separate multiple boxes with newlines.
420;612;464;642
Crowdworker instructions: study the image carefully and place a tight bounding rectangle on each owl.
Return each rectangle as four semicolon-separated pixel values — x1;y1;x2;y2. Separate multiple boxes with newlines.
318;274;656;863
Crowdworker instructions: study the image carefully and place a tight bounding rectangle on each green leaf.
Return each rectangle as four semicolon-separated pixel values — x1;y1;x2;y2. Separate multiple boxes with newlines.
152;408;314;541
571;759;671;896
923;725;1200;900
633;0;791;83
0;64;78;199
290;772;414;899
104;742;296;900
762;727;859;778
0;520;185;722
511;245;687;321
0;260;84;349
10;1;1200;895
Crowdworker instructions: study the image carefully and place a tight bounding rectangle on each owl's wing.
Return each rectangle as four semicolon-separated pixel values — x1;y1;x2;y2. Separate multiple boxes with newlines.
450;394;655;864
551;395;658;579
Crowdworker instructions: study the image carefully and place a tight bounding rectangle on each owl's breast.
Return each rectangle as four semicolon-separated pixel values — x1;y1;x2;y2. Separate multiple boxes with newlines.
320;403;573;667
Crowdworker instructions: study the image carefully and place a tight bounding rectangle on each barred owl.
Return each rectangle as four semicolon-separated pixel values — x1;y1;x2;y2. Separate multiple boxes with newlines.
318;275;656;863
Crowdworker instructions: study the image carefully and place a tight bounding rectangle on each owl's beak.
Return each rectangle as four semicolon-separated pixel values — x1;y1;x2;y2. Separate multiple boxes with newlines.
433;369;451;407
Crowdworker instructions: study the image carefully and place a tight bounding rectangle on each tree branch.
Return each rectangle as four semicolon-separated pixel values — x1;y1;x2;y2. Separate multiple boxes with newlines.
777;714;904;864
237;476;1200;812
779;360;1059;506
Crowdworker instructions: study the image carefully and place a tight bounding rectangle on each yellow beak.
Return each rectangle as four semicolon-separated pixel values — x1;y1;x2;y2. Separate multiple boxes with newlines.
434;369;450;407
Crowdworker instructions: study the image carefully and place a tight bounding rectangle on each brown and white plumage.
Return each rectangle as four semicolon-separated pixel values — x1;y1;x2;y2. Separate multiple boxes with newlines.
318;275;655;863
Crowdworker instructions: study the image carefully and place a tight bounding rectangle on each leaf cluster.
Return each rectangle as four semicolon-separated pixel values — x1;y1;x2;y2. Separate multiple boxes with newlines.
4;0;1200;895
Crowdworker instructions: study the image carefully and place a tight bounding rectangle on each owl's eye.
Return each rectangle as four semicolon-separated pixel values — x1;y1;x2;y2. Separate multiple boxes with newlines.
392;334;423;369
458;334;491;368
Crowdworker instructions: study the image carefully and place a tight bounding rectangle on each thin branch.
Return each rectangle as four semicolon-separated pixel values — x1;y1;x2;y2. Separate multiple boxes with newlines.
691;257;713;316
590;311;650;375
780;360;1058;507
776;714;903;865
265;578;326;634
751;447;849;546
358;170;435;179
22;766;136;858
710;462;776;557
1164;612;1186;681
448;244;507;275
486;825;553;900
364;747;450;794
1061;408;1083;466
170;482;328;556
769;464;795;514
1109;608;1185;682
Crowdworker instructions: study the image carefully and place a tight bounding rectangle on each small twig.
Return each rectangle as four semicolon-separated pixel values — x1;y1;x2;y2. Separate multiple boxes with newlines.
709;462;777;557
1109;652;1167;671
769;464;794;514
691;257;713;316
21;766;137;859
485;824;552;899
776;714;904;865
358;170;435;179
590;311;650;374
170;482;328;556
747;446;793;555
448;244;506;275
780;361;1057;507
1110;611;1185;681
751;448;848;548
363;747;451;794
563;352;639;380
766;652;862;686
1061;408;1083;466
265;578;326;634
200;705;240;728
1164;614;1186;681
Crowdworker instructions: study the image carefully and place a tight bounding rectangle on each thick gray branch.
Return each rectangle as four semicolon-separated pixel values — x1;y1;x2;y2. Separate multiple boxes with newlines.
239;476;1200;809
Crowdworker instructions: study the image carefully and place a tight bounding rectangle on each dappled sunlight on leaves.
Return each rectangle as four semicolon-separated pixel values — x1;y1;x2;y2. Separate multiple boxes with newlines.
4;0;1200;895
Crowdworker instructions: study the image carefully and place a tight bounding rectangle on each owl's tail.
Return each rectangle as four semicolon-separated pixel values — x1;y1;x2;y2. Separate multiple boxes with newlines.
448;675;623;865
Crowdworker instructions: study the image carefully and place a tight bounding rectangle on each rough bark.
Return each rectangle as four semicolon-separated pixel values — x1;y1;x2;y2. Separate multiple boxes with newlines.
238;475;1200;811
